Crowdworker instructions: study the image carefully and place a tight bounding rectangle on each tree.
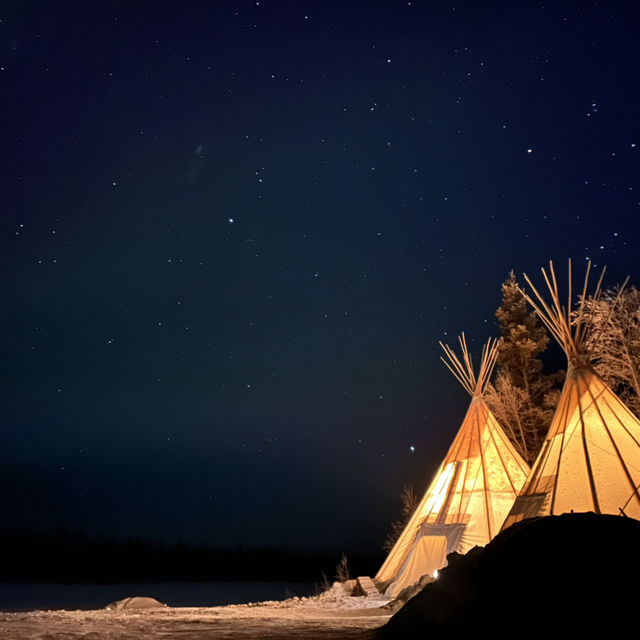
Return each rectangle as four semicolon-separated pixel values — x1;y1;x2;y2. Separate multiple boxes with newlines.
584;286;640;418
382;484;418;553
485;271;561;463
334;553;351;583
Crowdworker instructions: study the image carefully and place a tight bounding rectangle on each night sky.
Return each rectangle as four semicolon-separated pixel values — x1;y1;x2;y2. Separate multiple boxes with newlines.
2;1;640;554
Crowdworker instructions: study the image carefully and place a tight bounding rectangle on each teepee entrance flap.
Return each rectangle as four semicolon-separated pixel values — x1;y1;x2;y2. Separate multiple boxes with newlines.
387;535;448;596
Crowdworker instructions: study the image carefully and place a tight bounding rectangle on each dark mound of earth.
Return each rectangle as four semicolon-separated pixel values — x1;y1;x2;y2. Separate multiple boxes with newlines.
376;513;640;637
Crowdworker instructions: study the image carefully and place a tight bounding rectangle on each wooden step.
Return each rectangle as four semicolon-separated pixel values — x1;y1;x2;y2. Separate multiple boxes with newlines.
355;575;381;597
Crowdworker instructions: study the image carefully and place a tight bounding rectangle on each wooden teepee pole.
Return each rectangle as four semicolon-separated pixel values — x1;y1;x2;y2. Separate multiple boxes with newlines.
440;334;500;397
521;259;621;366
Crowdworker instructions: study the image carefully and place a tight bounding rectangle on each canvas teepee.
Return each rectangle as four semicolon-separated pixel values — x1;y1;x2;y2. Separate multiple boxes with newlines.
502;260;640;530
376;335;530;596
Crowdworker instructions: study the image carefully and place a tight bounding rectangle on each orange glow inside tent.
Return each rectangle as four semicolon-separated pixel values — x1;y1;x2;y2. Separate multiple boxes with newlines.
376;336;530;596
502;261;640;530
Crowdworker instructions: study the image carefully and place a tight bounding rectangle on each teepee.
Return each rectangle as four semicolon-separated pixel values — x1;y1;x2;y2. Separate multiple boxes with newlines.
502;260;640;530
376;335;530;596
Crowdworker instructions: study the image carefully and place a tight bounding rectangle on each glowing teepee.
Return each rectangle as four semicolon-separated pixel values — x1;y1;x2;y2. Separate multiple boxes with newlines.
502;260;640;530
376;335;530;596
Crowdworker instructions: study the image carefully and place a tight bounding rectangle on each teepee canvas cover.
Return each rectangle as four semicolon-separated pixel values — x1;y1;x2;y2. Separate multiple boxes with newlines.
503;261;640;529
376;336;530;596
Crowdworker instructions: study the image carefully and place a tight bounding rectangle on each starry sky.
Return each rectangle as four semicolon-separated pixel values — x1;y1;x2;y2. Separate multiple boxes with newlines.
2;1;640;554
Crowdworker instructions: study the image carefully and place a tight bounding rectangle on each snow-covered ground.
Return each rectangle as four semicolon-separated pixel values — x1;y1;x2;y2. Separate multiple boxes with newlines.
0;583;392;639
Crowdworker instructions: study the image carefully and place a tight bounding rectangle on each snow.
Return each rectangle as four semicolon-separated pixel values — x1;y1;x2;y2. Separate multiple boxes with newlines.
0;582;392;639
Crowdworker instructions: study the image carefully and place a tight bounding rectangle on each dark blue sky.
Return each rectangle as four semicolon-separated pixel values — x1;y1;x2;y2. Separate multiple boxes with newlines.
2;1;640;552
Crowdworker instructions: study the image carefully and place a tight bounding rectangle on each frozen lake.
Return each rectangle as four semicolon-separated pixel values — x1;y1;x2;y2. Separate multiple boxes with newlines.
0;581;315;612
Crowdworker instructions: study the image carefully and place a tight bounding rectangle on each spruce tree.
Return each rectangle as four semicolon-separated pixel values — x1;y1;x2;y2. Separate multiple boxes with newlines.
485;272;561;463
